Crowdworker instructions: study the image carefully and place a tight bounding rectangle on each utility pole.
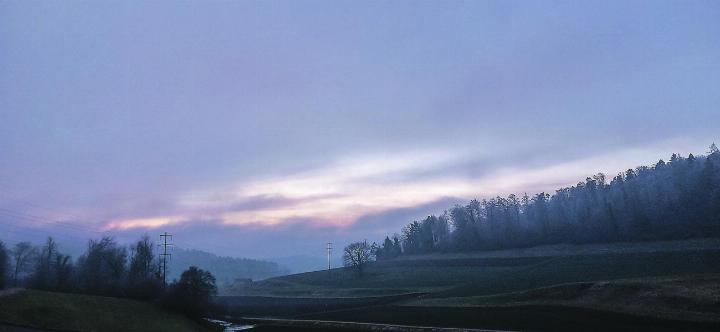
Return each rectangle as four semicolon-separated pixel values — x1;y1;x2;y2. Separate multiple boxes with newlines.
159;232;173;287
326;241;333;271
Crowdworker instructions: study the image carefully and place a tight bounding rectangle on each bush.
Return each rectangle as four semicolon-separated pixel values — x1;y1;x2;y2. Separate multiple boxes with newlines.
163;266;218;318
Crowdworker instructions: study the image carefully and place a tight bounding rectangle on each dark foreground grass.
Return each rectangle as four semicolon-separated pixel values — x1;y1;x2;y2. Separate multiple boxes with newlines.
243;247;720;298
217;292;422;316
0;289;213;332
298;304;720;332
414;274;720;322
222;240;720;331
434;249;720;298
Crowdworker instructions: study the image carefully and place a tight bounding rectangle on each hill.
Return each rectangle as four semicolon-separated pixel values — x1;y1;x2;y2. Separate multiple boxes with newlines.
169;248;289;286
0;289;215;332
227;238;720;298
265;255;343;274
217;238;720;331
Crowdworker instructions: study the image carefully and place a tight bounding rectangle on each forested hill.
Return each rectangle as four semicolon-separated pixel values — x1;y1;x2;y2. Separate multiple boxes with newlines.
375;144;720;259
169;248;289;284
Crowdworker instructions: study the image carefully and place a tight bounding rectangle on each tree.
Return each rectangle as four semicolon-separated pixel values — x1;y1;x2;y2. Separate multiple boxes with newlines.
343;241;375;276
385;146;720;254
164;266;217;317
450;204;479;251
77;237;127;295
11;242;37;287
30;237;74;292
709;143;719;155
31;237;57;290
375;236;395;260
0;241;7;289
391;235;402;256
54;253;74;291
128;235;161;299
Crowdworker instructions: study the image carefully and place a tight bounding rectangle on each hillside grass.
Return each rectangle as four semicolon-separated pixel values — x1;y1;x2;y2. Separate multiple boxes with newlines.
294;304;720;332
214;239;720;330
231;238;720;298
0;289;214;332
408;274;720;322
218;238;720;329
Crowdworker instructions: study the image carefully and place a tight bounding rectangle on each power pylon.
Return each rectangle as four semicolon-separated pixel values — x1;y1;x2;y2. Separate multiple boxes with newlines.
326;241;333;271
159;232;173;287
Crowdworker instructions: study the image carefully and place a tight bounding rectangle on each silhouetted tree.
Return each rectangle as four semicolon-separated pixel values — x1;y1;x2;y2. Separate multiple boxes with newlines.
10;242;37;287
163;266;217;317
343;241;375;276
391;235;402;257
375;236;395;260
31;237;62;290
127;235;161;299
77;237;127;295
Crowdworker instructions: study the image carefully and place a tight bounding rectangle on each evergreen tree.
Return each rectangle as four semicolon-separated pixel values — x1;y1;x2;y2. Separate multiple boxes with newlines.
386;147;720;254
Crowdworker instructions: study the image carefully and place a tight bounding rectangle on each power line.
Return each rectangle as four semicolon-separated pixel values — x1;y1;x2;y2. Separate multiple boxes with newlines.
0;191;102;229
0;213;108;243
0;207;107;235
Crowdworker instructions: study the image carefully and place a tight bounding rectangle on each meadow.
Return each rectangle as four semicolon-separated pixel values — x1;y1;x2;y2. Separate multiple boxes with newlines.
0;290;216;332
219;238;720;331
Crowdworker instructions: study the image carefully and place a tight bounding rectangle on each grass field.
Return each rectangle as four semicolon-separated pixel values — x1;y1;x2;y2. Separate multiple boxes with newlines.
0;289;215;332
230;238;720;298
293;304;720;332
218;238;720;331
410;274;720;322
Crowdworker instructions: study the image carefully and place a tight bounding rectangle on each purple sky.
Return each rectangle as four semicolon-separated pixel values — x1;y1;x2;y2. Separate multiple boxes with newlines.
1;1;719;259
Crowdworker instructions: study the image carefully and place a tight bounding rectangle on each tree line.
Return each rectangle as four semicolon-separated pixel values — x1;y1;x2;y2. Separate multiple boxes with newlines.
0;235;217;317
372;144;720;259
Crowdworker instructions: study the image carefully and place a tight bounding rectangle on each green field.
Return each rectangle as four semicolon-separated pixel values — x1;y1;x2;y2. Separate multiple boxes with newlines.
0;289;215;332
220;238;720;331
230;238;720;298
410;274;720;321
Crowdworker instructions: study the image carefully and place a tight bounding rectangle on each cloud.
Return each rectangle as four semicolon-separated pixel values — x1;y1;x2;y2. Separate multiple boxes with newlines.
104;138;702;236
108;148;477;229
348;196;463;234
1;137;710;259
103;216;182;231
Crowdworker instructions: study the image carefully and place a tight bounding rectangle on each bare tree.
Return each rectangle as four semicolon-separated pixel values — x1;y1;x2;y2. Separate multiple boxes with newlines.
129;235;157;282
128;235;161;299
77;237;127;295
31;237;58;290
343;241;375;276
11;242;37;286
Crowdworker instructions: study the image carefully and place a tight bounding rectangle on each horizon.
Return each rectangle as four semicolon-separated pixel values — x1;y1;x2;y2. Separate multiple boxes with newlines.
2;0;719;260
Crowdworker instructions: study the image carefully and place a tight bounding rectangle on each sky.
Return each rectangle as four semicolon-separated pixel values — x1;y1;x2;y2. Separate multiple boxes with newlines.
1;1;719;261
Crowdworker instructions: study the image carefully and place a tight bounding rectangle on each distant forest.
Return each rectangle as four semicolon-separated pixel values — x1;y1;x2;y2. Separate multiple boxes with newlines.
169;248;288;285
375;144;720;259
